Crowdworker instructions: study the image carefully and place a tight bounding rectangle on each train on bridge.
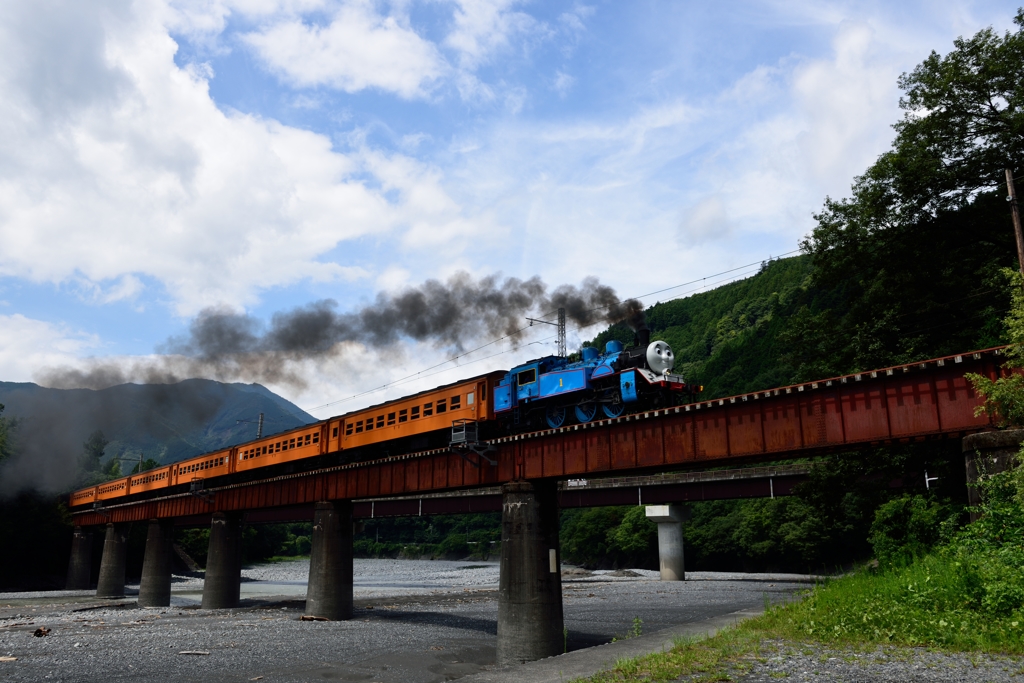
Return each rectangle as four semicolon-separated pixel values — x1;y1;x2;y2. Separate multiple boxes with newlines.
70;331;699;509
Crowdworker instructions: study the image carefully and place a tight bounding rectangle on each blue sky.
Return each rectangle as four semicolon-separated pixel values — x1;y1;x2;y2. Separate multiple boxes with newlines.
0;0;1018;417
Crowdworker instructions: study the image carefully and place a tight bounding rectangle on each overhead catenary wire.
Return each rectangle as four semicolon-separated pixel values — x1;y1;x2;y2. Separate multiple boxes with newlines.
303;250;801;415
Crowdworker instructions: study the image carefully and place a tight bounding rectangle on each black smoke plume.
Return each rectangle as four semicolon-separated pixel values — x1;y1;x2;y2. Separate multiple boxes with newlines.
0;381;227;498
37;272;644;391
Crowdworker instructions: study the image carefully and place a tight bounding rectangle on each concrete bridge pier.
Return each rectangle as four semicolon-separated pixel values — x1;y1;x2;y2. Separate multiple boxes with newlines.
96;523;128;598
66;528;94;589
496;480;564;667
202;512;242;609
305;501;354;620
66;526;93;590
139;519;174;607
645;505;685;581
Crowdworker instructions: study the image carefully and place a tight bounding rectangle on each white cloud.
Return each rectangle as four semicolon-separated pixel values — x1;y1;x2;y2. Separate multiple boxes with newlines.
678;196;734;246
552;70;574;97
242;0;447;98
0;315;100;383
444;0;542;69
0;0;476;315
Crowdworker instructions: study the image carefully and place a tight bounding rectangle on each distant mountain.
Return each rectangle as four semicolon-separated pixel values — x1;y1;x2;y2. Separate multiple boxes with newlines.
0;379;315;466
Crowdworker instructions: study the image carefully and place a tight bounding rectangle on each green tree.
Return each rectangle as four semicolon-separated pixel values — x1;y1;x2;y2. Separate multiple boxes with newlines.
969;270;1024;426
0;404;13;464
130;457;161;474
869;494;948;567
606;506;657;562
104;457;122;478
797;13;1024;372
80;430;108;473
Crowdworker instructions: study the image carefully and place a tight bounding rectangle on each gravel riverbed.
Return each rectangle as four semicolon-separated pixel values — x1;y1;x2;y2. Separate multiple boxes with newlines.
4;561;1016;683
0;559;804;682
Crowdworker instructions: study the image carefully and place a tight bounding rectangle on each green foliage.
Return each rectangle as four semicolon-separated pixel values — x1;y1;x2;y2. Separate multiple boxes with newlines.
891;11;1024;216
869;494;951;567
352;513;500;560
175;528;210;567
793;12;1024;372
104;457;122;479
0;403;13;464
560;506;659;569
969;269;1024;426
588;256;819;399
80;430;108;473
130;458;161;475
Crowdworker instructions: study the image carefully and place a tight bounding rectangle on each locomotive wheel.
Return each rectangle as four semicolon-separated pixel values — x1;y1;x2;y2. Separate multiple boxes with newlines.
574;402;598;423
601;398;625;419
545;405;568;429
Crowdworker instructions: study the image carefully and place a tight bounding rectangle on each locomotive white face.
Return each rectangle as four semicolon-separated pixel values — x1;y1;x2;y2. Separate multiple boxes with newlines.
646;341;675;374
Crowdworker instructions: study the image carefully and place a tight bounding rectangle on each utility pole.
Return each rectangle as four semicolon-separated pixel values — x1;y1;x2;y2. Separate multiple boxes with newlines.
556;308;566;358
526;307;567;358
237;412;265;439
1005;169;1024;277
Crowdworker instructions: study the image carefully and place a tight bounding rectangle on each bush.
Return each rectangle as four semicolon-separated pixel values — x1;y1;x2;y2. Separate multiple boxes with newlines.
436;533;469;558
869;494;949;567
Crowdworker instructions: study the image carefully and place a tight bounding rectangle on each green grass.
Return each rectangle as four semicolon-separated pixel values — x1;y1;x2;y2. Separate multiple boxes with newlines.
259;554;310;563
760;558;1024;652
572;556;1024;683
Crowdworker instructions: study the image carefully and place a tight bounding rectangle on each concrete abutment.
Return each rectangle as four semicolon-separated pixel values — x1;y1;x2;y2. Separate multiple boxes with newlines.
202;512;242;609
305;500;354;621
963;429;1024;522
497;480;564;667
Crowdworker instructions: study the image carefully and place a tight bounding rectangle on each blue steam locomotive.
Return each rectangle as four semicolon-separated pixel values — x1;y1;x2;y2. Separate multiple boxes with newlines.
493;328;697;431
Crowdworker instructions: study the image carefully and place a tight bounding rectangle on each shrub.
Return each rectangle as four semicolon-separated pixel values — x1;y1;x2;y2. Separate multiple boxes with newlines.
869;494;946;567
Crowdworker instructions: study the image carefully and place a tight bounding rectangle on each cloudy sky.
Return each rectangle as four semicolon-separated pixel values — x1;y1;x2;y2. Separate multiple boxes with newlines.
0;0;1017;418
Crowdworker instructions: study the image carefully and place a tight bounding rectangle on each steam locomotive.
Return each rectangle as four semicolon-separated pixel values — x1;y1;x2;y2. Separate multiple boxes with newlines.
494;327;694;431
69;331;697;508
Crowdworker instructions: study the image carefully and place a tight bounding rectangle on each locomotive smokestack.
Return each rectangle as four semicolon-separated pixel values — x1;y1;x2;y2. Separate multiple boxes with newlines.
637;325;651;348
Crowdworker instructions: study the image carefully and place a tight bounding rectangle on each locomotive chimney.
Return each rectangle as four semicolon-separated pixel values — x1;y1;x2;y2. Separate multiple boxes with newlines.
637;325;650;348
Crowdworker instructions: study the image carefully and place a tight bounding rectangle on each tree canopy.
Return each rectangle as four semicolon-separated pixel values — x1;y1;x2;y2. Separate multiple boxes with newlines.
794;13;1024;373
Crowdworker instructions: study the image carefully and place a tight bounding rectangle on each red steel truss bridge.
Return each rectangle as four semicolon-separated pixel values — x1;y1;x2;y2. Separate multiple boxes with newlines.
72;347;1004;527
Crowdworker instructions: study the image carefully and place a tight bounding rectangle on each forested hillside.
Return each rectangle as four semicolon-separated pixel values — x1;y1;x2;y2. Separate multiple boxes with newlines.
591;245;1010;401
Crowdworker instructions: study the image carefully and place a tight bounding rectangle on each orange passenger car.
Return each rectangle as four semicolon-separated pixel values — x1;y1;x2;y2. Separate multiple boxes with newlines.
129;466;173;494
340;372;505;451
68;371;506;508
235;424;326;472
171;449;232;485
